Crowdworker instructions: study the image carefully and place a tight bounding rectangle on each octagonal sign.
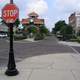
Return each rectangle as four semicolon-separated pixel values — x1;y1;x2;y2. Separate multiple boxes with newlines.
2;4;19;23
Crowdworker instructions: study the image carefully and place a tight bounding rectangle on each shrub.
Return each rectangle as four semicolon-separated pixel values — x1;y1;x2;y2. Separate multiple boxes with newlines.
70;39;77;42
34;33;44;40
77;37;80;43
14;34;27;41
72;35;77;39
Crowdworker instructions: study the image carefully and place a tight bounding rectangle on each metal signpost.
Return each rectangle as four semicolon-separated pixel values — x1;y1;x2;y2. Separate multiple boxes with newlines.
2;0;19;76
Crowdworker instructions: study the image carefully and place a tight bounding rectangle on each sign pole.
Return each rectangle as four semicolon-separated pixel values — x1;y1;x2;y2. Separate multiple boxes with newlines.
10;0;13;4
5;0;19;76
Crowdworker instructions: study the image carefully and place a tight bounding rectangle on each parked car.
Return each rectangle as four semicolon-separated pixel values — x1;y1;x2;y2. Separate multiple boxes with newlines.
0;34;7;38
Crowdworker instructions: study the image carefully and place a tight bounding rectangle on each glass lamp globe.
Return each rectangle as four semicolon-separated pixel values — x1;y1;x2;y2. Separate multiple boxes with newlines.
30;19;34;23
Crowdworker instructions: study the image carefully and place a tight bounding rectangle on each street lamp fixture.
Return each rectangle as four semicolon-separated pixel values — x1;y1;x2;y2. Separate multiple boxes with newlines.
29;18;34;24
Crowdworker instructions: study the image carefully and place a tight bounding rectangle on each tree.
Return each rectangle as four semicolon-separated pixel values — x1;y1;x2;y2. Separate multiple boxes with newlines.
27;26;37;34
60;25;73;40
52;28;55;34
34;25;49;40
52;20;66;34
14;19;20;27
52;20;73;40
39;25;49;35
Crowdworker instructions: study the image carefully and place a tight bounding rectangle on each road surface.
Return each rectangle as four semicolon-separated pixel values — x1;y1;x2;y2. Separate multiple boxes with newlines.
0;36;79;67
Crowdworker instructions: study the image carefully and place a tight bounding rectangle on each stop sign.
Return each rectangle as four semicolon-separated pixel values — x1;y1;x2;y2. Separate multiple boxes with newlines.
2;4;19;23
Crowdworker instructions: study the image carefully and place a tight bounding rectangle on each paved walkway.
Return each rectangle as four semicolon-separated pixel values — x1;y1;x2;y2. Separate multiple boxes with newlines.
0;53;80;80
6;38;37;43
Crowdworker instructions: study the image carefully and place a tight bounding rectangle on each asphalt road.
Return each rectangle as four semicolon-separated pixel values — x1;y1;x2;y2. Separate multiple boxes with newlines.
72;46;80;53
0;36;78;67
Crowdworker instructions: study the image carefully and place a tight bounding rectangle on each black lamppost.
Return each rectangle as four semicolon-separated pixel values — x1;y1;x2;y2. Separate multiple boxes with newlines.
5;0;19;76
29;19;34;37
10;0;13;4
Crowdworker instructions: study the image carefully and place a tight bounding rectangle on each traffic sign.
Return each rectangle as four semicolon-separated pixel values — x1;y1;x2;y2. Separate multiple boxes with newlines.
2;4;19;23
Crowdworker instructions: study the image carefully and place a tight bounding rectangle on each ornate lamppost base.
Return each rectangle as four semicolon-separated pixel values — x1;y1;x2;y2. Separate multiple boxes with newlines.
5;68;19;76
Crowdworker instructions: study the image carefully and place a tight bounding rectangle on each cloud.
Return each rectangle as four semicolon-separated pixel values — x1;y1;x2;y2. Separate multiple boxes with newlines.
0;0;48;18
55;0;80;13
52;0;80;24
0;0;9;17
27;0;48;15
14;0;28;11
0;0;6;2
0;0;9;8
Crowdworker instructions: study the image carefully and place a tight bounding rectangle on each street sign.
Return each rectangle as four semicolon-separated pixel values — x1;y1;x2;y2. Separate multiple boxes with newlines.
2;4;19;23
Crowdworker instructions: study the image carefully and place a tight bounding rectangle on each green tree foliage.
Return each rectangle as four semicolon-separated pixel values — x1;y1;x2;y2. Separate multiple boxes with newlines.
14;19;20;27
34;25;49;40
61;25;73;40
53;20;66;34
27;26;37;34
60;24;73;35
39;25;49;35
52;20;73;40
65;25;73;34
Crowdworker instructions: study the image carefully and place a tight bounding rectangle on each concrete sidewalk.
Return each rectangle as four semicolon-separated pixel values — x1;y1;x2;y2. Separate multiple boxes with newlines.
59;41;80;47
0;53;80;80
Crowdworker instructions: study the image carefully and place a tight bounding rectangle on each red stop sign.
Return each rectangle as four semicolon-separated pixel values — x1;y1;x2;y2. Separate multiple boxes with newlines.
2;4;19;23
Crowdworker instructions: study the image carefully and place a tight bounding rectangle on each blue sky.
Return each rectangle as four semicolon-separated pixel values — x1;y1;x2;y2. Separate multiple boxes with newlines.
0;0;80;31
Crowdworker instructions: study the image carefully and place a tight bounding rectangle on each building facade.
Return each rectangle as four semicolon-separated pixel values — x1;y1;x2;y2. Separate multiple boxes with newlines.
0;17;8;33
0;17;17;33
21;12;45;32
69;12;80;35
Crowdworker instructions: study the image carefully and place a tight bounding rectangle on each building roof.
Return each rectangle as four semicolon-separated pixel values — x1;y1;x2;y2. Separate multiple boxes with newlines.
21;12;44;25
28;12;39;17
34;19;44;24
21;19;29;24
21;18;44;25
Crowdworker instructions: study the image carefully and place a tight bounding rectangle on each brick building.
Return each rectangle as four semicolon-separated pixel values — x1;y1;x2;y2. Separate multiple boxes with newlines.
69;12;80;35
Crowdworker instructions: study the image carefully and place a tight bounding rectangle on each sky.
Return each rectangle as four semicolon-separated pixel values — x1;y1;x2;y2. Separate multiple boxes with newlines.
0;0;80;31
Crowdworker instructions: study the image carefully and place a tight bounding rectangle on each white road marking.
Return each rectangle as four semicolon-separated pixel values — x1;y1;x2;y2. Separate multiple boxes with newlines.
58;41;80;54
69;46;80;54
